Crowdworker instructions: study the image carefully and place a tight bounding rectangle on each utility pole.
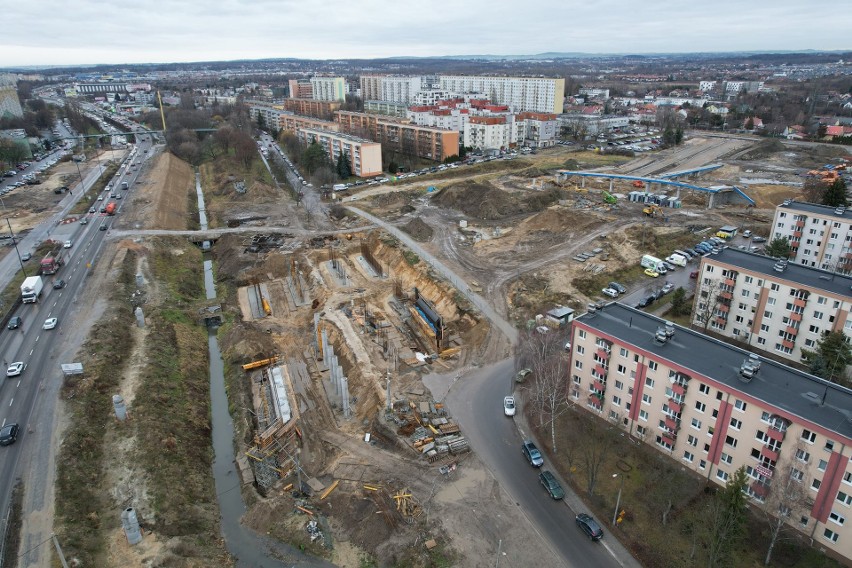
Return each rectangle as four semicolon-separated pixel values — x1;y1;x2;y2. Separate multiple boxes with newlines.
52;533;70;568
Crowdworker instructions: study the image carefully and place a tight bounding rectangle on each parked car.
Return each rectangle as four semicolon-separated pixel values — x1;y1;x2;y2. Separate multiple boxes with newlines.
522;440;544;467
0;423;19;446
689;270;699;279
743;230;752;238
661;282;674;294
752;236;767;243
503;396;516;417
601;287;619;298
515;368;532;383
20;252;31;261
576;513;604;540
608;282;626;294
539;470;565;500
644;268;659;278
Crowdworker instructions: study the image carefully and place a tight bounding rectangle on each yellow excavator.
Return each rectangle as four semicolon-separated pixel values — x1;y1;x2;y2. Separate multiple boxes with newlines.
643;204;663;218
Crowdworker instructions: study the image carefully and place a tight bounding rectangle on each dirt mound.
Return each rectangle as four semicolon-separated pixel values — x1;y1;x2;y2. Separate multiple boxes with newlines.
399;217;434;242
747;183;801;209
740;139;784;160
516;166;551;178
432;179;563;220
123;152;193;230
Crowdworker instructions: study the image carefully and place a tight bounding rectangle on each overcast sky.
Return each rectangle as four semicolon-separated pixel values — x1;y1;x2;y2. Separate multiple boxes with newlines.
3;0;850;68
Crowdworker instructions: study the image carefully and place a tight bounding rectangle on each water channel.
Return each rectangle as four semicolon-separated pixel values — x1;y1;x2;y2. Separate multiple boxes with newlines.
199;172;331;567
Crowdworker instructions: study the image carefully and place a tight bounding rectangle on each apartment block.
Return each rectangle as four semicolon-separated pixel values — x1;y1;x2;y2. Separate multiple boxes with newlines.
463;116;515;151
309;77;346;102
516;112;559;148
288;79;313;99
335;111;459;162
279;114;339;135
569;302;852;563
693;247;852;363
364;100;409;118
283;98;342;120
248;102;288;130
359;75;422;104
296;128;382;177
772;201;852;272
438;75;565;114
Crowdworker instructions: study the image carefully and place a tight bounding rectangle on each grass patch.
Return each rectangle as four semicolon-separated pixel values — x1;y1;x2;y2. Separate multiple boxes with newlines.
534;407;844;568
55;249;137;565
626;225;702;260
402;250;420;266
2;481;23;568
573;265;646;298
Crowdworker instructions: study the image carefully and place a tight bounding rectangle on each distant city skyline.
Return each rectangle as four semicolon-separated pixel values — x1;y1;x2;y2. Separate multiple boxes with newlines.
3;0;851;68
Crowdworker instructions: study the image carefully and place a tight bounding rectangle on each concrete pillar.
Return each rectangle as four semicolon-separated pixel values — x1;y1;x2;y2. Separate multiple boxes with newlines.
342;377;351;418
121;508;143;545
581;177;585;188
134;307;145;328
609;179;613;191
113;394;127;421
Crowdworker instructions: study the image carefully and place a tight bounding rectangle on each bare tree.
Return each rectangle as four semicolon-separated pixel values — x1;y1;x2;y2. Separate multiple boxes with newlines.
645;461;701;526
693;278;724;332
214;126;235;154
575;416;618;496
700;467;749;568
311;165;337;189
762;455;811;566
516;329;571;453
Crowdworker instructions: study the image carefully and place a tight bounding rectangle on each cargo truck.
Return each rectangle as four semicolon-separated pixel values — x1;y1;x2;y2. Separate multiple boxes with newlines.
121;181;129;190
21;276;43;303
105;202;117;215
640;254;666;273
39;243;65;275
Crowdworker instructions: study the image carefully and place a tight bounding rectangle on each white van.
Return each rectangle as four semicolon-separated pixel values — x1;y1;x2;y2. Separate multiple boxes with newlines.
640;254;666;272
666;253;687;267
332;184;346;192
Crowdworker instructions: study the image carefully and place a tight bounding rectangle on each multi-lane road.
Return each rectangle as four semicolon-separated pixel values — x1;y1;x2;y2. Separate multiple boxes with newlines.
0;126;155;566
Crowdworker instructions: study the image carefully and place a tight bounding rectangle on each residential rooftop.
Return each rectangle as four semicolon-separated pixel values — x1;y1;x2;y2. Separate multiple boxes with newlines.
704;246;852;298
777;199;852;220
575;302;852;441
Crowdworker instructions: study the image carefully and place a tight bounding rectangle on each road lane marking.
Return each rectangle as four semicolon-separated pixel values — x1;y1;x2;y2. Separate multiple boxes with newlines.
9;398;13;406
29;349;33;356
16;380;20;388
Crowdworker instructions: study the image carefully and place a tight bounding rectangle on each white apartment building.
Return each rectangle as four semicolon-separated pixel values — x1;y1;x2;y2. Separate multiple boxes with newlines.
693;247;852;363
438;75;565;114
310;77;346;102
772;200;852;272
248;102;287;129
407;107;469;135
463;116;514;150
699;80;718;92
359;75;422;104
412;90;455;106
570;302;852;564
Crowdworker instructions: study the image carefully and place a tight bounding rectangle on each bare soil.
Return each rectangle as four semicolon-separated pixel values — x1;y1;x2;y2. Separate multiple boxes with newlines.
118;152;194;231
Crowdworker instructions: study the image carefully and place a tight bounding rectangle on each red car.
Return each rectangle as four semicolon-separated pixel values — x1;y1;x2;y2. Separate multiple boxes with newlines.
689;270;699;279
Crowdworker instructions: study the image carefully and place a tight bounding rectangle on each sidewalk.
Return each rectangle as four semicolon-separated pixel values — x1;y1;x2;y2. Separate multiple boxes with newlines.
512;391;644;568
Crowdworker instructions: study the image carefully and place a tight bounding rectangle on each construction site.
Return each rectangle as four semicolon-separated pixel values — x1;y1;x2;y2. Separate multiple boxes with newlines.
29;130;850;568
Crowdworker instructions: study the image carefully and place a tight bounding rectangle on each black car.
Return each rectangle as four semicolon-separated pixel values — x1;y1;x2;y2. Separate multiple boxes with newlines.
99;225;108;231
576;513;604;540
7;316;22;330
608;281;626;294
0;423;19;446
752;236;767;243
539;470;565;500
53;279;66;289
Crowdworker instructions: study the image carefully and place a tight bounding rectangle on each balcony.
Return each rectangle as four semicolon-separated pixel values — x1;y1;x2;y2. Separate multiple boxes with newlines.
794;220;805;228
750;480;770;499
592;379;606;393
665;417;679;432
724;278;736;287
668;399;683;414
662;434;676;447
790;312;803;322
792;230;803;238
793;298;807;309
672;383;687;397
596;347;611;360
760;445;780;462
714;316;728;327
589;394;603;407
782;339;796;350
718;303;730;313
594;364;608;377
786;325;799;336
766;427;786;443
719;291;733;301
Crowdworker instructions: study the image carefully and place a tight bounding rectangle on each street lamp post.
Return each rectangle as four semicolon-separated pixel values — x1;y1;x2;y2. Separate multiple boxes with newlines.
612;473;625;526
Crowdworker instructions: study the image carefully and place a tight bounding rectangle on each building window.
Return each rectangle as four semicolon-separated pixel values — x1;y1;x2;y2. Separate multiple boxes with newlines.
796;449;810;463
734;400;747;412
791;468;804;482
636;425;647;437
687;435;698;447
683;451;694;463
721;452;733;465
642;394;652;405
645;377;654;388
619;347;628;357
716;391;724;400
691;418;702;430
648;361;658;371
771;283;780;291
725;435;738;448
819;460;829;472
744;276;753;284
767;297;776;306
757;337;766;345
576;345;585;355
695;401;706;413
617;364;626;375
699;384;710;395
612;396;621;407
730;418;742;430
802;430;817;444
800;516;809;527
829;511;846;526
614;380;624;390
699;460;707;470
814;311;824;320
843;472;852;485
812;479;822;491
575;360;583;370
717;469;729;482
823;528;839;543
578;330;586;339
639;410;648;421
573;375;582;385
838;491;852;506
760;411;771;423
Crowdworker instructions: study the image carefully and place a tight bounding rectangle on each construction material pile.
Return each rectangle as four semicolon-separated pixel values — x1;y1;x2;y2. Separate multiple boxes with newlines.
392;400;469;462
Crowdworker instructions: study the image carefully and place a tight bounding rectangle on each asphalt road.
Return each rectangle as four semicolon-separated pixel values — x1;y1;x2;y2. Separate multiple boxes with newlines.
443;359;636;568
0;128;155;566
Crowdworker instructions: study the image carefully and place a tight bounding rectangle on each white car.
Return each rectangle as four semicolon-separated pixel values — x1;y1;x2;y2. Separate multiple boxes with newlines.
43;317;58;330
63;240;72;248
6;362;25;377
503;396;516;417
601;287;619;298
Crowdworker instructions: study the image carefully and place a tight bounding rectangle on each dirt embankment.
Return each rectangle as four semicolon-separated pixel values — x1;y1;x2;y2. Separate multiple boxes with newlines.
432;179;564;220
121;152;194;231
399;217;434;242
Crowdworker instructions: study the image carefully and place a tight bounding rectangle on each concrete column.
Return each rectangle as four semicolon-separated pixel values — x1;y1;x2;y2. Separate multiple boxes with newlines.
609;179;613;191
